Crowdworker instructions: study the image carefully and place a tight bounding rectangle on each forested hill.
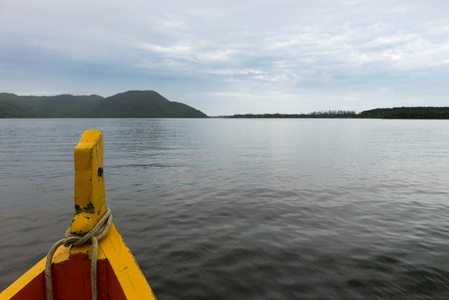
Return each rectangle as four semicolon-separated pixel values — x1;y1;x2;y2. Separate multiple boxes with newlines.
0;90;207;118
358;107;449;119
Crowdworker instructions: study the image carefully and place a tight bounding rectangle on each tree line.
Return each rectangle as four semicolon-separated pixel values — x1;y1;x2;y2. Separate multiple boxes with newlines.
358;107;449;119
227;107;449;119
228;110;357;118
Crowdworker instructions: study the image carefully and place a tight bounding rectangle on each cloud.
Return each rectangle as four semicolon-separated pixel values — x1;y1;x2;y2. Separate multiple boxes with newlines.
1;0;449;115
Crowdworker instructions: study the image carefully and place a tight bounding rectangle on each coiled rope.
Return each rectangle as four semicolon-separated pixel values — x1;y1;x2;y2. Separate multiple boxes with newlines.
45;208;112;300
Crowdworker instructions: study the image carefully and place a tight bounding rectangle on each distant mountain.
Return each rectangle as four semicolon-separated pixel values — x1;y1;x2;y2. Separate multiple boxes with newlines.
82;91;207;118
0;98;42;118
0;91;207;118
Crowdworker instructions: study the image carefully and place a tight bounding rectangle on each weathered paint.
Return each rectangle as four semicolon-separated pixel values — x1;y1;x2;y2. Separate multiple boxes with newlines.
71;130;107;235
1;223;155;299
6;256;124;300
0;130;156;300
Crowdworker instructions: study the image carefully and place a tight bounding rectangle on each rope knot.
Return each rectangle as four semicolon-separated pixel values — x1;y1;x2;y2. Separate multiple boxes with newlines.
63;209;112;247
45;208;112;300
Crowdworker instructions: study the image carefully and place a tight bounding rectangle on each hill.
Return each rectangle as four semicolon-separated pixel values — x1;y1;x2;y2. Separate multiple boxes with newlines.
82;91;207;118
0;99;42;118
358;107;449;119
0;91;207;118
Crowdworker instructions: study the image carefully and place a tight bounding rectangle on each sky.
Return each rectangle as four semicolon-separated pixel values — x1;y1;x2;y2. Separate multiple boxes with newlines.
1;0;449;116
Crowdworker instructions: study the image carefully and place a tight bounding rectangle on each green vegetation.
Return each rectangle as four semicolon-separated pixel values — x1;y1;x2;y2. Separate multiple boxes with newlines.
0;99;42;118
80;91;207;118
229;110;357;118
359;107;449;119
0;91;207;118
227;107;449;119
2;92;448;119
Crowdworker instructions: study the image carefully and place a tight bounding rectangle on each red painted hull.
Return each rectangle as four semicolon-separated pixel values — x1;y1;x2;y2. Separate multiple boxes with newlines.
11;254;126;300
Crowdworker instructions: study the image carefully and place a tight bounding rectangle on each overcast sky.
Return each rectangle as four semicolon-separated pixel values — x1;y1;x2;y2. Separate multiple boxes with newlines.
1;0;449;115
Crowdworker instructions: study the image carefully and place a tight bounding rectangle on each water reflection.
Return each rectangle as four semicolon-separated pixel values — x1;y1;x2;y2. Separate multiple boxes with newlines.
2;119;449;299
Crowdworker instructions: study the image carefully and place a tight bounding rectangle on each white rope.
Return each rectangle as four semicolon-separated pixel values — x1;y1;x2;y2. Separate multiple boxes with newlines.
45;208;112;300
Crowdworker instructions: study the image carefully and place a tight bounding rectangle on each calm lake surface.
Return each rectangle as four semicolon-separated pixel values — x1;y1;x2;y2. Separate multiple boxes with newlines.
1;118;449;299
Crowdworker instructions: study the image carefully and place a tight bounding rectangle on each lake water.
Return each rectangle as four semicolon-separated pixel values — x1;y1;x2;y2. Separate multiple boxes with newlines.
1;118;449;299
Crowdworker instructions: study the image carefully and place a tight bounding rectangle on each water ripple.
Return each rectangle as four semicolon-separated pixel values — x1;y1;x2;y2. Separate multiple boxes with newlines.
2;119;449;299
